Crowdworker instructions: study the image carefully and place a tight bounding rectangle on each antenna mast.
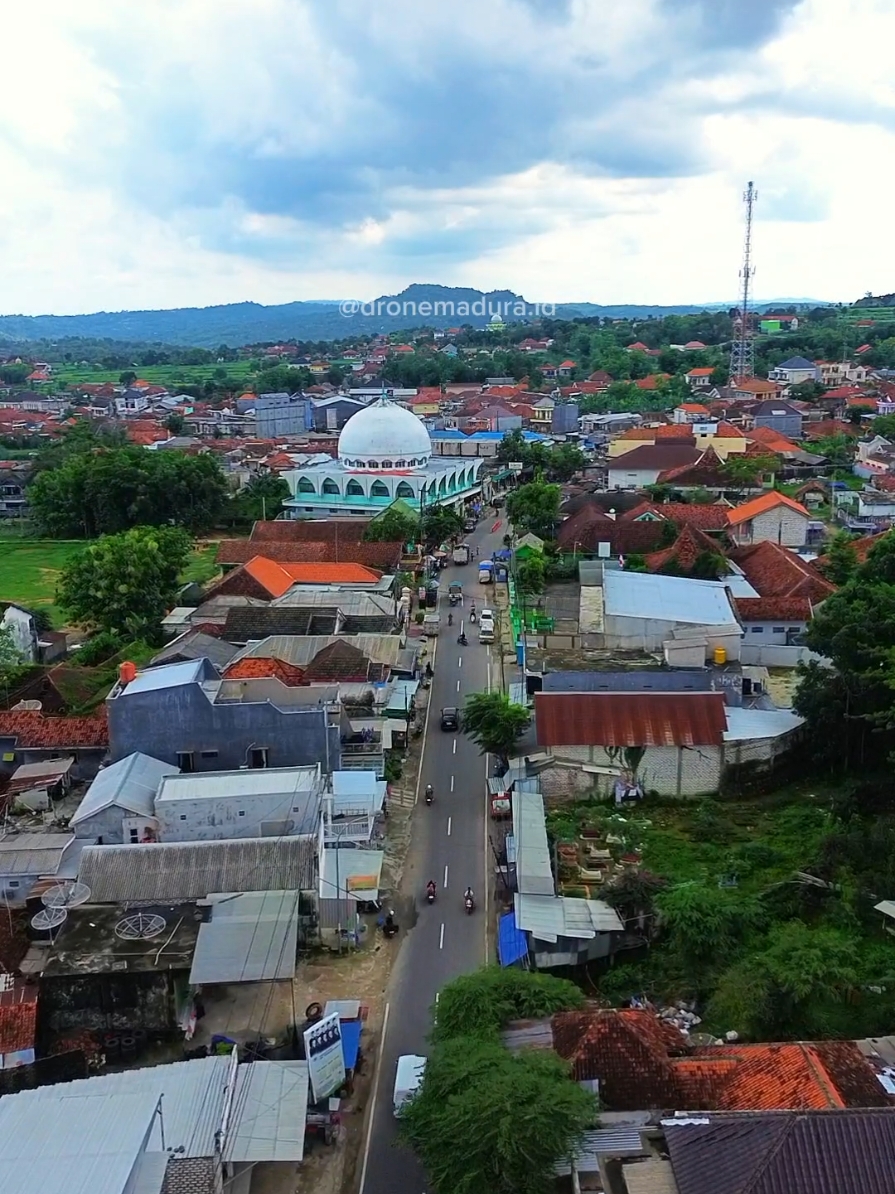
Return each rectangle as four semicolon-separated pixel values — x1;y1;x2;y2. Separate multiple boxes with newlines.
730;181;757;382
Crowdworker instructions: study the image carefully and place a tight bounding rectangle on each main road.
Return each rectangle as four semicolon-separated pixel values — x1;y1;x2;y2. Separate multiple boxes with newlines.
358;517;505;1194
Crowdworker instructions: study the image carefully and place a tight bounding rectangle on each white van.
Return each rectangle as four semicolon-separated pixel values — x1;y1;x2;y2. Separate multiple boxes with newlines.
394;1054;426;1116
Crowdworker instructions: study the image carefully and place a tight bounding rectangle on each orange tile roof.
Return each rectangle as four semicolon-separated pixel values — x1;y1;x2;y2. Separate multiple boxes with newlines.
243;556;381;596
0;983;38;1054
679;402;710;412
0;709;108;749
727;491;809;526
222;657;306;685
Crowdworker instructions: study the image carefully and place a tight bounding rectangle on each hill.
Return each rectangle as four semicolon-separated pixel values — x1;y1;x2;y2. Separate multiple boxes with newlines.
0;285;832;348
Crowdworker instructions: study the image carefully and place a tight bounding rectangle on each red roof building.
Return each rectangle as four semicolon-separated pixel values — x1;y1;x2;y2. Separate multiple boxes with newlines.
535;692;728;748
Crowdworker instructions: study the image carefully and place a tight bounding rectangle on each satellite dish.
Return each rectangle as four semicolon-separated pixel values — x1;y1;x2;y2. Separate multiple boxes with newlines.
115;912;167;941
31;906;68;931
42;881;91;909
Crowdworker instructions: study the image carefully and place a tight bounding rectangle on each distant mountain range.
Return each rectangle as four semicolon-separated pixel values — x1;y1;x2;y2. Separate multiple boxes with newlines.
0;284;835;348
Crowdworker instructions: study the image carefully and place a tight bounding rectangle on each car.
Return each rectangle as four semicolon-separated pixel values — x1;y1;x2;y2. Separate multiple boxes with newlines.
479;607;495;625
440;706;460;731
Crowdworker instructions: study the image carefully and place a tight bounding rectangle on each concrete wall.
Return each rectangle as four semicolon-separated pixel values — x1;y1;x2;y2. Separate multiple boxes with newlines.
156;792;319;842
73;806;128;844
108;683;341;772
603;613;742;660
607;466;662;490
0;869;42;901
741;621;808;647
742;507;809;548
740;643;826;667
544;744;723;797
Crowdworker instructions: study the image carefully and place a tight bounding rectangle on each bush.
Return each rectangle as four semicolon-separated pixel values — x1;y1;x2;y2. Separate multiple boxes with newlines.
74;631;124;666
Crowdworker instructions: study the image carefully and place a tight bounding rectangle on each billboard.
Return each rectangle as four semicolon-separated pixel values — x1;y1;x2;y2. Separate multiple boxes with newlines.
303;1012;346;1102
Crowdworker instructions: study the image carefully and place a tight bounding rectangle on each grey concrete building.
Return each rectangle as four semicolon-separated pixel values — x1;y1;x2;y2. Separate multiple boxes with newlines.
106;658;341;773
71;752;178;843
254;391;313;437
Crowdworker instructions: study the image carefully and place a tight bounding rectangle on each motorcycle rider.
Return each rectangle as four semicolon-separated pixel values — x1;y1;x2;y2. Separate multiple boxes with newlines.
425;784;434;803
457;632;467;645
464;886;475;906
426;880;436;900
448;611;453;626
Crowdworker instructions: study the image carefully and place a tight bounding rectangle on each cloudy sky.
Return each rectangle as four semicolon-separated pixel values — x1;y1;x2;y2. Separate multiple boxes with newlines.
1;0;892;314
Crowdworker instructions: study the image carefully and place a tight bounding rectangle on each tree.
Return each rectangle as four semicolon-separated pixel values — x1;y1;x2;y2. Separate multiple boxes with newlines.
817;531;859;585
432;967;584;1044
400;1037;595;1194
58;527;192;640
462;692;530;767
812;434;855;470
506;479;561;540
788;380;826;401
720;453;777;490
364;506;419;544
420;503;463;550
655;881;763;969
546;443;586;482
119;370;137;387
164;412;185;435
228;473;291;526
868;414;895;440
707;922;860;1039
516;553;546;596
0;624;27;690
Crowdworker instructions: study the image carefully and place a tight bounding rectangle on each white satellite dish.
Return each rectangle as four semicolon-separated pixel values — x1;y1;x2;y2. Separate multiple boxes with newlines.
115;912;167;941
42;881;91;909
31;906;68;932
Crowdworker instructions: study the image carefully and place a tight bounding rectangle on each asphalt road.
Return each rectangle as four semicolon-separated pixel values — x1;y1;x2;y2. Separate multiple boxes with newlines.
358;517;505;1194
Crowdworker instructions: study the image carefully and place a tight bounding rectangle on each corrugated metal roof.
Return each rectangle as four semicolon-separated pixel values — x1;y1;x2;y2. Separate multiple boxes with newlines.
317;897;360;930
319;848;383;902
78;836;318;903
514;893;624;944
235;634;408;668
554;1127;647;1175
189;890;299;984
0;834;73;877
603;571;738;626
512;790;554;896
723;707;804;742
535;692;728;748
542;670;714;693
6;758;73;794
224;1061;308;1162
156;765;321;804
71;753;177;825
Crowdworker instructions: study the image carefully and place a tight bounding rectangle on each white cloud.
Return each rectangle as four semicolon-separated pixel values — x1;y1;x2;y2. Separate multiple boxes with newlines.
0;0;892;315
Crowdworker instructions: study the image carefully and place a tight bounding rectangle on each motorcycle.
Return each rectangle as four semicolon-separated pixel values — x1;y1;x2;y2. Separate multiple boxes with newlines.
425;785;434;805
457;633;468;646
470;610;477;624
382;912;399;938
426;884;436;904
464;893;475;914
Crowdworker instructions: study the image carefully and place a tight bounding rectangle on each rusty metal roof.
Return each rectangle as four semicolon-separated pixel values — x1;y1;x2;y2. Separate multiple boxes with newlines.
535;692;727;748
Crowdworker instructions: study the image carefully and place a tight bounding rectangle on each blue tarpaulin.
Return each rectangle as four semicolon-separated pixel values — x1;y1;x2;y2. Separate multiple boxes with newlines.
340;1019;363;1070
498;910;529;967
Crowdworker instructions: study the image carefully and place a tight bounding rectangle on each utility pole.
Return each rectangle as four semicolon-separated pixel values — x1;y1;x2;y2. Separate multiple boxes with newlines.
729;181;758;383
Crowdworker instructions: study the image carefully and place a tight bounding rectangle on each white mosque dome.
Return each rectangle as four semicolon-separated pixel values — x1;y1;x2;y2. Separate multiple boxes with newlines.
337;397;432;470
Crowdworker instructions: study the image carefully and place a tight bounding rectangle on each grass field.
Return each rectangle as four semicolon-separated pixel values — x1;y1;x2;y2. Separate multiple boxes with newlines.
50;361;258;388
0;538;221;627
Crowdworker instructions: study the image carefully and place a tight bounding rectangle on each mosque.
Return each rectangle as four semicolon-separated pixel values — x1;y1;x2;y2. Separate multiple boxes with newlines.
282;397;485;518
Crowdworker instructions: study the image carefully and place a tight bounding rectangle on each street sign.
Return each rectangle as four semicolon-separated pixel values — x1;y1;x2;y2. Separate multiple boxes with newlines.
304;1012;346;1102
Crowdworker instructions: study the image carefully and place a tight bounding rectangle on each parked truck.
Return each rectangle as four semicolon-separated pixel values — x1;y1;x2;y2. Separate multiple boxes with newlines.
478;560;494;584
452;543;470;565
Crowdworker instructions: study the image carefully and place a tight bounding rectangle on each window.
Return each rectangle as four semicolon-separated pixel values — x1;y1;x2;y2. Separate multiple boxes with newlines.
8;880;19;889
395;481;415;498
381;460;393;469
367;460;380;469
750;626;763;634
346;479;364;496
298;477;316;493
250;747;269;769
180;814;187;821
177;751;195;772
322;478;340;495
129;829;140;843
200;750;218;759
773;627;785;634
238;810;246;817
370;480;390;498
292;806;301;812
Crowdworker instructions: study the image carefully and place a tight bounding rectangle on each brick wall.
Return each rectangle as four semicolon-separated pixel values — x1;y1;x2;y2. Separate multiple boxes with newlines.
542;744;722;797
750;508;809;548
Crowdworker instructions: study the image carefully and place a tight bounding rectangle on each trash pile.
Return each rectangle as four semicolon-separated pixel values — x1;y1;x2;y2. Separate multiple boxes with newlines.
629;995;703;1036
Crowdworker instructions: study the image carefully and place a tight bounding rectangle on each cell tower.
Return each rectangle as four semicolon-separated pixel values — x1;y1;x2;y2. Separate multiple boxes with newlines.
729;181;757;382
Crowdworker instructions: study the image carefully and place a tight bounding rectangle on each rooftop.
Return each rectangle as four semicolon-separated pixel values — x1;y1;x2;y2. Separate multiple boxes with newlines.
155;764;320;805
727;491;810;526
36;902;202;977
602;570;738;626
188;890;299;985
535;691;729;748
71;753;177;826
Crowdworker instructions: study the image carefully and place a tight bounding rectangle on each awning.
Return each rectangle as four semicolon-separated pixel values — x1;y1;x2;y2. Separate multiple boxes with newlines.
225;1060;309;1162
340;1020;363;1071
498;910;529;966
6;758;74;795
319;848;384;903
189;891;299;985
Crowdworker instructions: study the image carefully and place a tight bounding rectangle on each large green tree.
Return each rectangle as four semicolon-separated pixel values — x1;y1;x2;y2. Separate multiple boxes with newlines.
432;967;584;1044
230;472;290;526
506;479;561;539
28;445;228;537
364;506;418;544
58;526;192;639
421;502;464;550
817;531;859;585
462;692;530;766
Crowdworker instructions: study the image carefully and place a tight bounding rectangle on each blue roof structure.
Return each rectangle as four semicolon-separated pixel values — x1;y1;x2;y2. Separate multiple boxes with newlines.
340;1020;363;1071
498;910;529;967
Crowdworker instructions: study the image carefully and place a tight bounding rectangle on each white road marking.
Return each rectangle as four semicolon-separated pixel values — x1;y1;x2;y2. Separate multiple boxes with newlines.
452;738;457;755
358;999;390;1194
447;816;452;836
443;864;449;888
439;922;445;950
450;775;455;792
456;679;461;692
458;655;462;668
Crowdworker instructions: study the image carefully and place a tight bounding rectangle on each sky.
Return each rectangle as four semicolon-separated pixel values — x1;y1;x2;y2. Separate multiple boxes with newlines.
1;0;893;315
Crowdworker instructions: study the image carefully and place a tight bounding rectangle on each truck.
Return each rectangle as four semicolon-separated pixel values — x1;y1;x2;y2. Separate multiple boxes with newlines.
478;560;494;584
422;613;441;636
394;1055;427;1117
452;543;470;565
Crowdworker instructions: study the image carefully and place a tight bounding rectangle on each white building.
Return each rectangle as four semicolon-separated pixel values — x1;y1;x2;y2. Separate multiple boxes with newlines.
767;356;821;386
283;396;484;517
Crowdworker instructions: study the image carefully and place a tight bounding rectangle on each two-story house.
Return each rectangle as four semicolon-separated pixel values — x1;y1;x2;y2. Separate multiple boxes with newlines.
673;401;711;422
106;658;342;773
726;492;811;548
748;399;805;440
768;356;821;387
685;368;714;391
816;360;869;388
114;388;151;416
529;396;555;432
0;461;31;517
